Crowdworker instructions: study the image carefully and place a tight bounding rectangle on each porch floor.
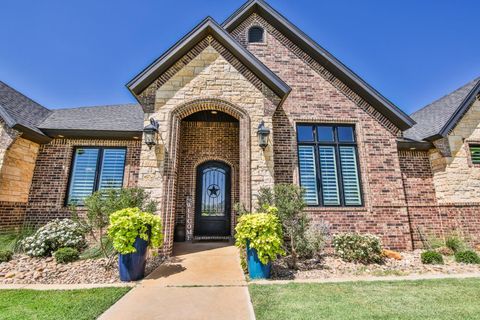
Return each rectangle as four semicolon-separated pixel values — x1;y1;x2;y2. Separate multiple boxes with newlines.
99;242;254;320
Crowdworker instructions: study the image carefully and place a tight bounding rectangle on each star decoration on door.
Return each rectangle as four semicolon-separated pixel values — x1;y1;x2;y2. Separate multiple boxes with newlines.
207;184;220;198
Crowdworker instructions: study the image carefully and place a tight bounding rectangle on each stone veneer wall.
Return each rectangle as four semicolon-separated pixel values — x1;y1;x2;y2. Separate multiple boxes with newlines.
0;119;39;231
430;98;480;203
24;138;141;226
136;39;281;254
400;150;480;248
230;14;412;250
175;121;240;240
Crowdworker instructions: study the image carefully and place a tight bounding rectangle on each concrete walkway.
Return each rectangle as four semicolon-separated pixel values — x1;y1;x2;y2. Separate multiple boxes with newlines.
99;242;255;320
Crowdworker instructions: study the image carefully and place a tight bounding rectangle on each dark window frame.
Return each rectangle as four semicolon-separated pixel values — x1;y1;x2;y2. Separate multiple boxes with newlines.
65;146;127;206
296;124;364;207
248;26;265;43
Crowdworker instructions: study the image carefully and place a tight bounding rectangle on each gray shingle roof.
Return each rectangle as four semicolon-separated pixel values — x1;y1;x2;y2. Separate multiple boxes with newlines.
39;104;144;132
404;77;480;141
0;81;51;136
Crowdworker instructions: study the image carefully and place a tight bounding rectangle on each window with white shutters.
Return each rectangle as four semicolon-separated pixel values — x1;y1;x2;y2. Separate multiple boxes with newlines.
297;124;362;206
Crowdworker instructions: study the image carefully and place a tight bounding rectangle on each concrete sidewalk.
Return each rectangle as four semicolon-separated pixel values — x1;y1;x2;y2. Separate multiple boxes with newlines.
99;242;255;320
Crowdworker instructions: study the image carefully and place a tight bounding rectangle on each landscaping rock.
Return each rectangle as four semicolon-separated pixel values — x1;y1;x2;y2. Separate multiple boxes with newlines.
271;250;480;280
0;253;164;284
382;249;402;260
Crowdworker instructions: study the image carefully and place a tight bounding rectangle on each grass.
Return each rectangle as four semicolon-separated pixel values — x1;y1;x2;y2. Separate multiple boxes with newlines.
0;226;35;252
0;287;130;320
250;278;480;320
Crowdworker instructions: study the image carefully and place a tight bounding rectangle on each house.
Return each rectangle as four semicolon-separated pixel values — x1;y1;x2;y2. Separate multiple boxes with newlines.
0;0;479;255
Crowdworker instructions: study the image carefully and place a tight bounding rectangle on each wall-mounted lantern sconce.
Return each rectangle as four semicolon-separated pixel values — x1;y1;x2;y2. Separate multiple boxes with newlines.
143;118;159;149
257;120;270;150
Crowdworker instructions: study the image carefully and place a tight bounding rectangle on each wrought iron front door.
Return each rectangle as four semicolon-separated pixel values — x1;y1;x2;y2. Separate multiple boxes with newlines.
194;161;231;236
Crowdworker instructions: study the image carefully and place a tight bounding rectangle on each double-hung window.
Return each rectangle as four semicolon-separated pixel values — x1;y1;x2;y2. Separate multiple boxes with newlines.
297;124;362;206
67;147;127;205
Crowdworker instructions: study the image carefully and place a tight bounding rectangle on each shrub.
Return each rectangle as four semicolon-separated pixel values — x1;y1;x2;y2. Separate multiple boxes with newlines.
0;250;13;262
445;235;466;253
108;208;163;255
296;222;329;259
74;187;157;259
21;219;86;257
455;250;480;264
333;233;384;264
421;251;444;264
235;208;285;264
54;247;79;264
257;184;307;268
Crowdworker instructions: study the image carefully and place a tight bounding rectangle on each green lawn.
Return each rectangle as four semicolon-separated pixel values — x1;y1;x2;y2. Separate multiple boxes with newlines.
0;287;130;320
250;278;480;320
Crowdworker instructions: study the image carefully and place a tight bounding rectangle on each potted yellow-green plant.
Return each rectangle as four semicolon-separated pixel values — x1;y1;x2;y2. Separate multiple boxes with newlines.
108;208;163;281
235;206;284;279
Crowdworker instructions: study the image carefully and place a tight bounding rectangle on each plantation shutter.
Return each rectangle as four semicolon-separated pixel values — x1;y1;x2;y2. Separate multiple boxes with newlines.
318;146;340;205
470;146;480;164
98;149;127;190
339;146;362;205
298;146;319;205
68;148;99;205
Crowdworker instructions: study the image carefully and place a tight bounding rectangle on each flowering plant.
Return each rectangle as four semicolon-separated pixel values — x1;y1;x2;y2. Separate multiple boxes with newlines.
21;219;86;257
333;233;384;264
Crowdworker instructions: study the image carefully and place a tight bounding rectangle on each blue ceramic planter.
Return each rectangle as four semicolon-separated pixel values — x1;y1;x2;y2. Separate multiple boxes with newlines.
118;236;149;282
246;240;272;279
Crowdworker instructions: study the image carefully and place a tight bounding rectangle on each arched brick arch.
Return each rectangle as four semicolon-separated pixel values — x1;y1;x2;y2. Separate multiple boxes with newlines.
161;98;251;253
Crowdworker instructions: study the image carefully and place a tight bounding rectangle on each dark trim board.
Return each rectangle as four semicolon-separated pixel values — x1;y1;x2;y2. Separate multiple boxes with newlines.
41;129;142;140
223;0;415;131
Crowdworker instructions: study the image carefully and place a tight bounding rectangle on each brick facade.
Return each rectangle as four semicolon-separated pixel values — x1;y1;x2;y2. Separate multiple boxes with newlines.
400;150;480;248
24;138;141;226
230;13;412;250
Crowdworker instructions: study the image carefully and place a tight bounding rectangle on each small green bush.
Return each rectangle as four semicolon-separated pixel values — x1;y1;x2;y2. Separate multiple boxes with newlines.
421;251;444;264
333;233;384;264
0;250;13;262
53;247;79;264
455;250;480;264
445;235;466;253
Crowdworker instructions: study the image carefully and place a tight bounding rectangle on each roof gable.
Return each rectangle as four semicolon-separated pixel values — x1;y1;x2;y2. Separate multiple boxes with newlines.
223;0;415;131
404;77;480;141
127;17;290;100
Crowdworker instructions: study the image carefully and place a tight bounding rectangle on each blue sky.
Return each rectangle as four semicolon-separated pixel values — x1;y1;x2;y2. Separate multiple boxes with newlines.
0;0;478;114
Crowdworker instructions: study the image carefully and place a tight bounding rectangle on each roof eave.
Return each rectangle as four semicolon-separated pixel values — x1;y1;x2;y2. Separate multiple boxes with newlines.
397;138;433;151
223;0;415;131
437;80;480;138
12;124;52;144
40;128;143;140
127;16;290;100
